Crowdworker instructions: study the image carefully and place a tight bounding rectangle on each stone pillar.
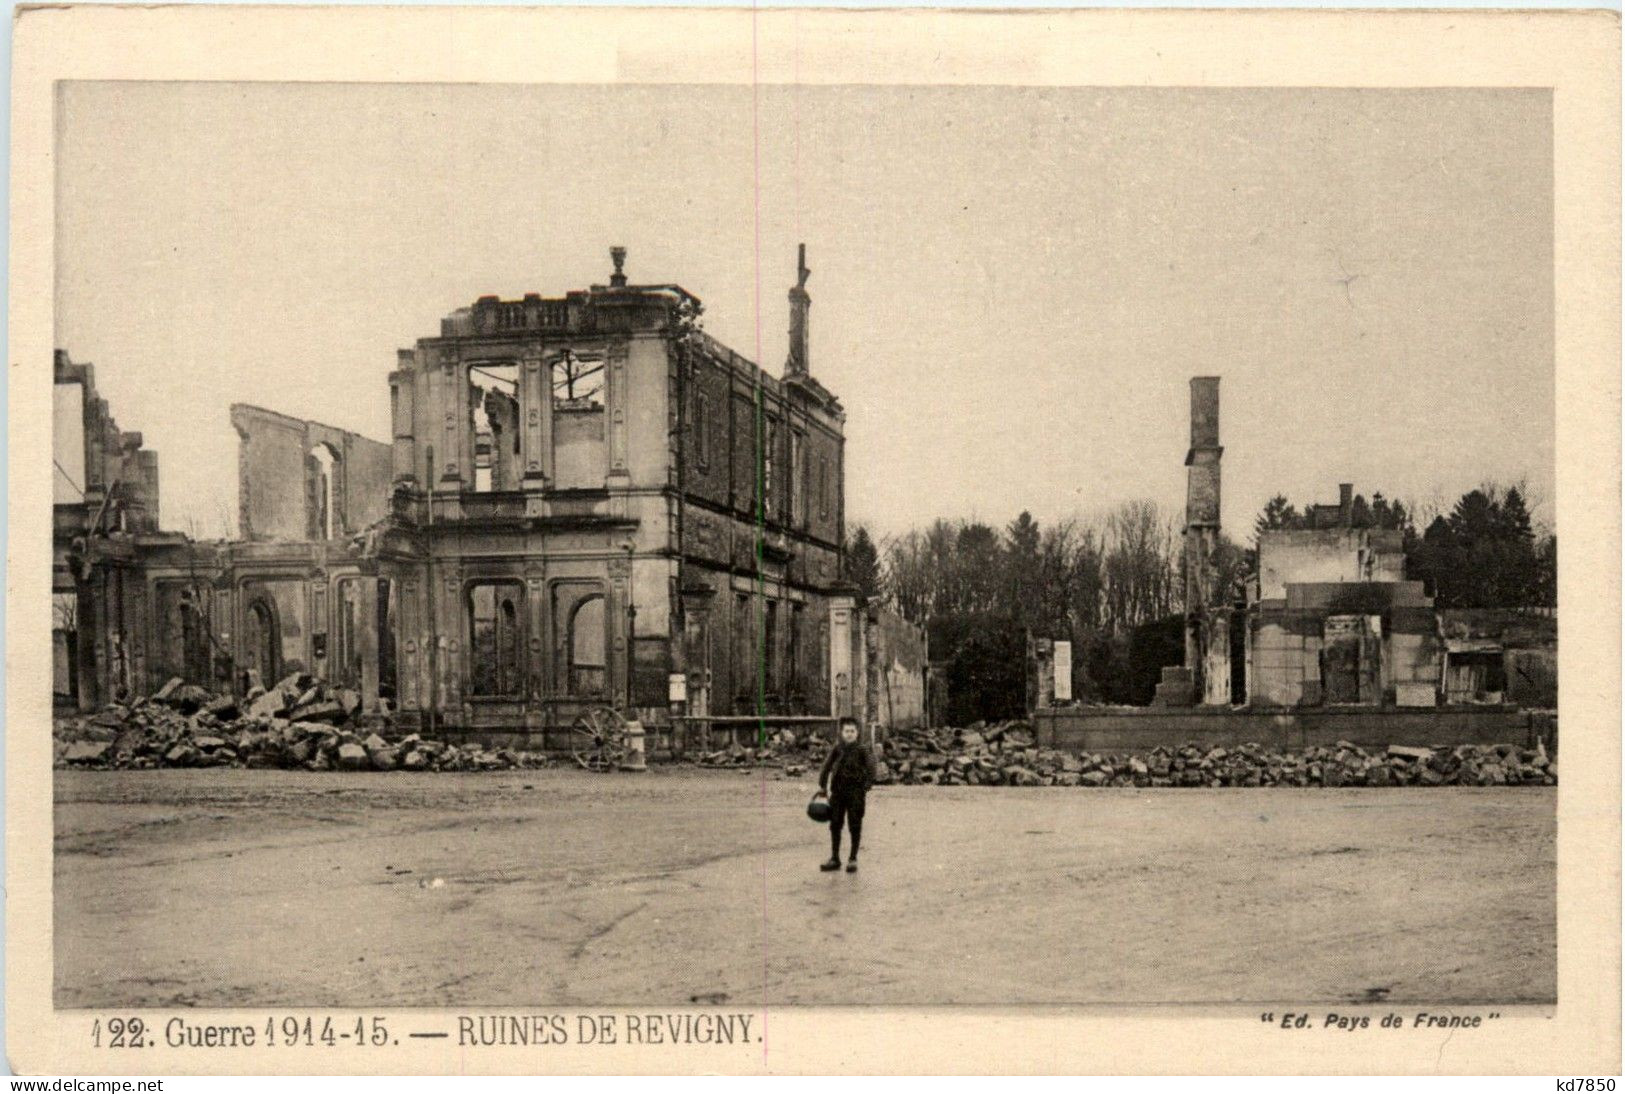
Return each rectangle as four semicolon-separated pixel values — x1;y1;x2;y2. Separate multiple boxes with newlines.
438;350;463;489
828;594;856;720
1203;609;1231;706
359;578;380;713
606;342;631;511
389;356;416;485
520;354;550;487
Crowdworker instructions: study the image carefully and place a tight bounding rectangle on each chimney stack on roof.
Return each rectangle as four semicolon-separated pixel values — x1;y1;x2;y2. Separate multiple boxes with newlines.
786;244;811;379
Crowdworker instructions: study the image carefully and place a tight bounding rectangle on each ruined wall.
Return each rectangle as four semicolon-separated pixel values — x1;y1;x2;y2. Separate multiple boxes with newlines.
553;407;607;489
866;605;928;730
1251;614;1320;707
682;337;842;552
55;351;162;534
53;381;86;505
1251;599;1442;709
1257;528;1407;601
231;404;390;542
1035;705;1535;754
1440;608;1558;709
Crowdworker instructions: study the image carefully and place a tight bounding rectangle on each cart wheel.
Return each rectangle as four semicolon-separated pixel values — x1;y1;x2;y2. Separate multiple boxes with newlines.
571;706;627;772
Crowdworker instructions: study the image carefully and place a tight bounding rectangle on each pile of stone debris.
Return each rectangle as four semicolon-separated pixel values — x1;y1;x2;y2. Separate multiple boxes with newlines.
690;722;1556;788
876;725;1556;788
53;674;549;772
691;728;816;774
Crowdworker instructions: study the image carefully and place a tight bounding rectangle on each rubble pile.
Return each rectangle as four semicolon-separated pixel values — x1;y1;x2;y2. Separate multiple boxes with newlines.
692;728;812;772
54;674;549;772
687;721;1553;787
874;725;1556;788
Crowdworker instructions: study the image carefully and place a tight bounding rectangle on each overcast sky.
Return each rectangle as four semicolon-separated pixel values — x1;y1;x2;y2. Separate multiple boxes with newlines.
56;83;1553;543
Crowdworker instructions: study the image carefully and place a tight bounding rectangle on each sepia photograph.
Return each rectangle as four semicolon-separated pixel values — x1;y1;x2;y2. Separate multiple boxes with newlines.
48;78;1561;1008
8;3;1619;1078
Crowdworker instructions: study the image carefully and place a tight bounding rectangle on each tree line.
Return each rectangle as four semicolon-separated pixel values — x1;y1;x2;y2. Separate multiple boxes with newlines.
844;502;1188;721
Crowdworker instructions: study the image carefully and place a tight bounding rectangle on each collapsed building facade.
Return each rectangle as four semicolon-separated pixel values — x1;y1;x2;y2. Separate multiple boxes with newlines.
1037;375;1551;753
1170;375;1553;712
53;249;928;746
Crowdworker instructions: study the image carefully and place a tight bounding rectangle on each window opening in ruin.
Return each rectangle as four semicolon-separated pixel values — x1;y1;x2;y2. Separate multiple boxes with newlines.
1229;611;1247;705
467;363;521;493
552;350;604;408
179;595;209;684
334;578;366;689
818;456;829;520
468;581;524;697
763;416;779;518
790;431;804;527
552;583;608;697
53;592;78;703
1445;651;1507;704
307;444;339;539
789;603;804;700
377;578;397;700
736;592;752;703
568;595;607;697
764;599;778;695
550;351;607;489
694;391;710;469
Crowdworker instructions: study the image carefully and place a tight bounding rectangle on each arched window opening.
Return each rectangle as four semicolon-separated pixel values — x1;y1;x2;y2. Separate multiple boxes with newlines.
569;595;607;697
306;444;340;539
552;584;607;698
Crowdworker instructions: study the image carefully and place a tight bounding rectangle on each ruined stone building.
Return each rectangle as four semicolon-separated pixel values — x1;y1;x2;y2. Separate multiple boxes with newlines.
52;249;923;746
54;350;170;706
1163;376;1547;712
367;246;852;741
1248;498;1438;708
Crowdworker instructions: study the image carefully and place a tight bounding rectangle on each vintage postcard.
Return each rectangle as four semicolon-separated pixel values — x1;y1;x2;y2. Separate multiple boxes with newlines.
7;3;1619;1077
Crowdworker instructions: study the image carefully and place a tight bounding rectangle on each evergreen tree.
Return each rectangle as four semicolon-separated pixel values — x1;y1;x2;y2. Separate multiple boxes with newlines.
1349;493;1373;529
1005;511;1042;628
1408;485;1544;608
844;525;883;605
1254;495;1302;541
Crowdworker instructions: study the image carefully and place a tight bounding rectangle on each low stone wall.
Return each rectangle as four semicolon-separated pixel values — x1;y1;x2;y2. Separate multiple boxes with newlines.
1034;705;1537;753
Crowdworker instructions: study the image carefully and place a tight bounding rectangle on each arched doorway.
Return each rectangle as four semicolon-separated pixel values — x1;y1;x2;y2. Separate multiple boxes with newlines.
244;597;280;688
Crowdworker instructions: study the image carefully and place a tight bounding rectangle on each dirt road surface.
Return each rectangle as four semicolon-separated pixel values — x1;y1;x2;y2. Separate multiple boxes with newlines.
54;769;1554;1007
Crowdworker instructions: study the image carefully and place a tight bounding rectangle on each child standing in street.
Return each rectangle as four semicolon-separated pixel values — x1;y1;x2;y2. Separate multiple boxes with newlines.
818;717;877;873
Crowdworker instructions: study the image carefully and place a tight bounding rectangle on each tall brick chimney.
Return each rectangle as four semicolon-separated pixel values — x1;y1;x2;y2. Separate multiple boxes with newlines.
786;244;811;378
1339;482;1353;525
1183;377;1223;672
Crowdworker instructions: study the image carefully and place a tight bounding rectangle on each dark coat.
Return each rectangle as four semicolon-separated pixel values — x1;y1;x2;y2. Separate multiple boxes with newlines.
819;740;877;796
